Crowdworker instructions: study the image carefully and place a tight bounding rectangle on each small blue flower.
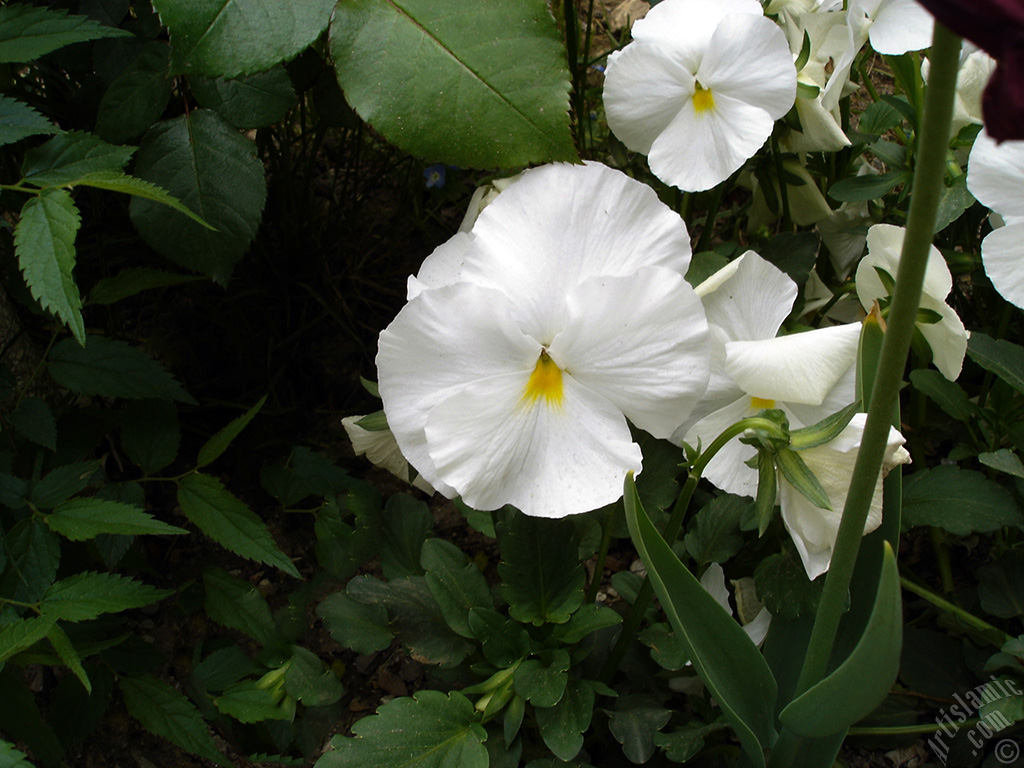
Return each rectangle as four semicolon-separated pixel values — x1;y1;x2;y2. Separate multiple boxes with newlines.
424;165;446;189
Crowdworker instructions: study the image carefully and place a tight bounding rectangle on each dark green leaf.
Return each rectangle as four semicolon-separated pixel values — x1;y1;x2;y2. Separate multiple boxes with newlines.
0;670;63;768
467;608;530;668
41;571;171;622
654;722;729;763
22;132;134;188
535;678;595;761
0;94;59;146
909;369;979;423
203;567;278;646
827;170;909;202
89;267;205;306
513;653;569;707
857;99;905;136
759;232;819;289
178;473;300;577
130;110;267;283
318;690;487;768
193;646;258;693
422;538;492;638
329;0;576;169
10;397;56;451
609;695;672;764
978;552;1024;619
684;493;751;565
74;171;213;228
95;42;172;143
48;336;194;403
686;251;730;289
0;518;60;603
316;592;393;655
902;466;1023;535
754;550;823;620
638;622;688;670
285;646;344;706
0;738;36;768
197;395;266;468
0;615;58;665
380;493;432;579
45;498;187;540
968;332;1024;396
48;623;91;693
0;4;129;62
551;603;622;644
214;679;292;723
15;187;84;344
0;474;28;510
190;67;297;129
30;461;100;509
120;399;181;474
980;449;1024;479
933;174;975;233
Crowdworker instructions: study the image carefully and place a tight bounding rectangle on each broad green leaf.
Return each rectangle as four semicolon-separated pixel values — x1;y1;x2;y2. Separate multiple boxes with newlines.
120;399;181;474
153;0;334;77
130;110;267;282
196;395;266;468
48;336;194;402
380;493;432;579
22;132;134;188
0;615;57;665
609;695;672;764
933;174;975;232
0;94;59;146
317;592;392;655
827;170;909;202
119;674;228;766
0;738;36;768
980;449;1024;479
654;722;730;763
30;461;100;509
190;67;297;129
422;538;492;638
534;678;595;761
624;474;776;768
314;498;376;581
754;550;823;620
0;671;63;768
497;513;585;626
178;473;300;578
0;474;29;510
0;4;129;62
89;267;205;306
14;187;85;344
780;542;901;738
41;571;171;622
0;518;60;603
96;42;172;143
193;646;259;693
74;171;213;228
467;608;530;668
857;99;905;136
47;623;91;693
902;466;1023;535
329;0;576;169
513;652;570;707
551;603;622;644
909;369;979;423
284;646;344;706
978;552;1024;619
214;680;293;723
684;493;750;565
639;622;688;670
968;332;1024;396
317;690;487;768
45;498;187;540
9;397;56;451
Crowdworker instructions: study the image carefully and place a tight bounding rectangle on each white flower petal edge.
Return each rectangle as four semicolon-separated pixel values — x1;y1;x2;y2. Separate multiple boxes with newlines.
979;222;1024;310
968;129;1024;220
780;413;910;580
867;0;933;55
341;416;434;494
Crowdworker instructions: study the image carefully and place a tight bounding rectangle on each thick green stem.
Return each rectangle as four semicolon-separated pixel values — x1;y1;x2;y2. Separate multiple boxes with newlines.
792;23;962;698
901;576;1013;646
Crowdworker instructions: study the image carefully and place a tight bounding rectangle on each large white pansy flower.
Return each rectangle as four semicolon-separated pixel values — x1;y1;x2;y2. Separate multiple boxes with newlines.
856;224;968;380
780;413;910;579
967;129;1024;310
672;251;861;497
603;0;796;192
377;162;711;518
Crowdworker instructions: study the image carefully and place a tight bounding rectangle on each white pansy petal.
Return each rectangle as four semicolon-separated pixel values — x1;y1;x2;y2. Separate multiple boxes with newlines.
981;222;1024;310
425;372;641;517
408;232;474;300
699;250;797;343
744;607;772;646
968;130;1024;219
869;0;933;54
784;95;851;154
678;396;760;496
377;283;540;495
724;323;861;405
649;93;774;192
698;13;797;120
342;417;434;493
860;223;951;305
917;296;969;381
699;563;734;615
549;268;710;439
465;163;692;342
783;363;857;430
630;0;763;72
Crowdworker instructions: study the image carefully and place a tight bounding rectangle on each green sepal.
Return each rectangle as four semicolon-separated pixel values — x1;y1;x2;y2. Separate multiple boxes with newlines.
789;402;860;451
794;30;812;72
776;448;831;511
872;266;896;295
355;411;389;432
795;81;820;99
754;450;778;537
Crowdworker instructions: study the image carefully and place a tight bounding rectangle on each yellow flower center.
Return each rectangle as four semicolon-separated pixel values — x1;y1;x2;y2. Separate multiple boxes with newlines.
750;397;775;410
693;83;715;113
523;351;564;406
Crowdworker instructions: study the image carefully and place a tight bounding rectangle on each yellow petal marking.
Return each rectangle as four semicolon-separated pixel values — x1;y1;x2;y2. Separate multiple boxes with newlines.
523;351;564;406
693;83;715;113
750;397;776;410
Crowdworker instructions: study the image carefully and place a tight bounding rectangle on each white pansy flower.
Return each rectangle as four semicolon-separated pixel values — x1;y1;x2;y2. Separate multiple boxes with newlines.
603;0;796;192
377;162;711;518
856;223;968;380
780;413;910;579
341;416;434;494
700;563;771;646
923;46;997;138
673;251;860;498
968;129;1024;310
458;172;525;233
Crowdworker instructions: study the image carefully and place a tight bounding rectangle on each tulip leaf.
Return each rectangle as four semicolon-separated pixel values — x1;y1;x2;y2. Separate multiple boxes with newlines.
329;0;576;169
624;473;777;767
779;541;902;738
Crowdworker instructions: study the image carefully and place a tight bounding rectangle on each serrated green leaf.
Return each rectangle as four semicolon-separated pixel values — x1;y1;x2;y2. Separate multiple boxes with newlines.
0;738;37;768
0;4;129;62
318;690;487;768
317;592;392;655
45;497;187;540
130;110;266;282
178;473;300;577
197;396;266;468
153;0;334;77
47;623;91;693
193;646;259;693
0;518;60;603
421;538;492;639
190;66;297;129
329;0;576;169
9;397;56;451
968;332;1024;396
857;99;904;136
15;187;85;344
89;267;205;306
96;42;172;143
902;466;1023;535
119;674;228;766
0;94;59;146
22;132;134;188
120;399;181;474
48;336;194;403
0;615;58;666
73;171;213;228
40;571;171;622
214;679;293;723
203;567;278;646
285;646;343;706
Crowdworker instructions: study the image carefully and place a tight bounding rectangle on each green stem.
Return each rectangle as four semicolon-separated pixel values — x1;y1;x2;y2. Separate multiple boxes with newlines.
900;576;1013;646
929;526;956;596
792;23;962;699
848;719;982;737
771;133;793;233
586;502;618;603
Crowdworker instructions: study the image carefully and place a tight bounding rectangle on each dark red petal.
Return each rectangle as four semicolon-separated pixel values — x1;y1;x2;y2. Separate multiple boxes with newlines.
982;54;1024;141
915;0;1024;56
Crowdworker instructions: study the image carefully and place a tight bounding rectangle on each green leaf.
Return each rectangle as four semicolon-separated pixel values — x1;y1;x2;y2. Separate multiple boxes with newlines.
901;466;1023;535
776;447;832;511
329;0;576;169
190;67;297;129
30;460;100;509
285;646;344;707
467;608;530;668
15;187;85;344
47;623;91;693
980;449;1024;479
318;690;487;768
0;738;36;768
45;498;187;540
10;397;56;451
513;653;570;707
0;4;129;62
89;267;205;306
178;473;300;577
40;571;171;622
978;552;1024;619
73;171;213;228
856;99;904;136
497;513;585;626
153;0;334;77
196;395;266;468
22;132;134;188
969;332;1024;396
380;493;432;580
933;174;975;233
551;603;622;644
754;550;823;620
780;542;902;738
95;42;172;144
48;336;194;402
130;110;267;283
316;592;393;655
0;94;59;146
624;474;777;768
0;615;57;666
638;623;688;671
827;170;910;202
609;695;672;764
120;399;181;474
909;369;979;423
534;678;595;761
0;518;60;603
214;679;293;723
422;538;492;638
654;722;730;763
119;674;228;766
193;646;259;693
684;493;750;565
